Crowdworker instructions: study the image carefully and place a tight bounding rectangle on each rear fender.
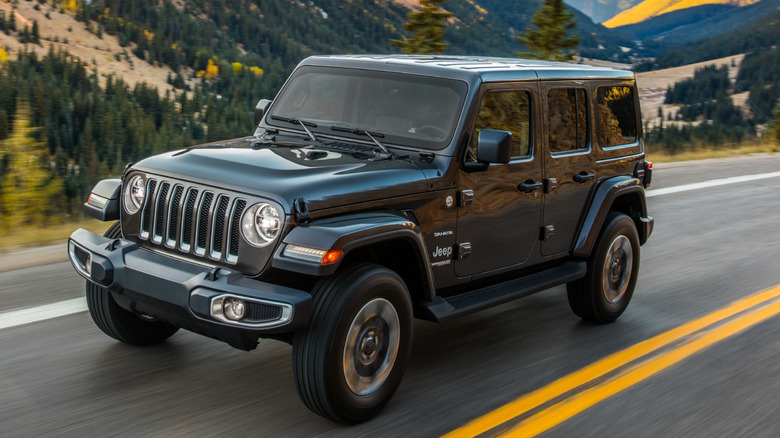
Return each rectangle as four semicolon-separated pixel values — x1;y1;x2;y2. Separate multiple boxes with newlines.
573;176;652;257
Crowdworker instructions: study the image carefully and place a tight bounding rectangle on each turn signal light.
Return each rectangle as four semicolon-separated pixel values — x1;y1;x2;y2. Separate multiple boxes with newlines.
284;244;343;264
321;249;343;264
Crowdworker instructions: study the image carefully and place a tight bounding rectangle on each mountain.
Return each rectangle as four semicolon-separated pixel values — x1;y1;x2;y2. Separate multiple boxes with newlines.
603;0;761;27
564;0;644;23
616;0;780;49
636;6;780;69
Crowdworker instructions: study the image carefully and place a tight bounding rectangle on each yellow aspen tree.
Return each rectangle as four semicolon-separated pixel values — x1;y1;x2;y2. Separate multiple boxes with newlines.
0;101;63;231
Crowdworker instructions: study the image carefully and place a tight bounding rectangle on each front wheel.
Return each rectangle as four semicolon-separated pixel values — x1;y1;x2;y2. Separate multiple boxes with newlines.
85;222;179;345
292;264;413;423
567;212;640;323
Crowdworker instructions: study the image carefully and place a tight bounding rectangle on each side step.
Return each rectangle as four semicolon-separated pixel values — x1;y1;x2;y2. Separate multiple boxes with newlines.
421;260;587;322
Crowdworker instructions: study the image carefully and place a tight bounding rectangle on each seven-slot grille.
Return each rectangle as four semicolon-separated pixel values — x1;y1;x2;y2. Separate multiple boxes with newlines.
138;178;247;264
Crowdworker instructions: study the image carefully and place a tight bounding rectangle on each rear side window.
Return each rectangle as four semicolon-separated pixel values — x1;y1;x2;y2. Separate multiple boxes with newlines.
597;86;638;147
547;88;588;153
470;90;532;159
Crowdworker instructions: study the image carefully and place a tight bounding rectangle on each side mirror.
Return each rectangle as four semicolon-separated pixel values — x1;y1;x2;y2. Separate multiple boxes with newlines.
254;99;272;126
476;129;512;164
84;178;122;221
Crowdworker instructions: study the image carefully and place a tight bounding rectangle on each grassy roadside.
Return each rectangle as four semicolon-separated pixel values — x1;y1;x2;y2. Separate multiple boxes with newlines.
647;143;779;163
0;220;112;253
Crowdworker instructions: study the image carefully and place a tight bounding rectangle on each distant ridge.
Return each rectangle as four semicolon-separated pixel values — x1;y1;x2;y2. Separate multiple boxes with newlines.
603;0;760;28
616;0;780;47
564;0;643;24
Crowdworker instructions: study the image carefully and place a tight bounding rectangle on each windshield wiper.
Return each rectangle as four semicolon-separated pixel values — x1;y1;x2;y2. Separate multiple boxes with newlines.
330;125;393;157
270;115;319;143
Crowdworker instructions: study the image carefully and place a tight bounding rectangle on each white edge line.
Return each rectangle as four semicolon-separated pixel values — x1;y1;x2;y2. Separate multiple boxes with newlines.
0;298;87;330
646;171;780;198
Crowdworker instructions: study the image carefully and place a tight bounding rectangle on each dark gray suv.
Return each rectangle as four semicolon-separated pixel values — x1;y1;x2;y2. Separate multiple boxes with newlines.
68;55;653;422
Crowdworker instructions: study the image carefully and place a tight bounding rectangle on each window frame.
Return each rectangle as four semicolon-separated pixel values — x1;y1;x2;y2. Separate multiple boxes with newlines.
545;86;590;157
467;85;536;164
595;84;640;150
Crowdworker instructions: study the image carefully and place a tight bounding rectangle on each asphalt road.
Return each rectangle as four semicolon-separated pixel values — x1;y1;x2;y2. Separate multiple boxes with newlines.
2;154;780;437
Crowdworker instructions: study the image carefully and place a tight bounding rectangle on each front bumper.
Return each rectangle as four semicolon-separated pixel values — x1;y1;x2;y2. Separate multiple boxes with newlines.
68;228;311;350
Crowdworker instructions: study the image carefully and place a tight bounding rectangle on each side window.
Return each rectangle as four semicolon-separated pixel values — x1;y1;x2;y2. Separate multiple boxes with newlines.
470;90;531;160
547;88;587;153
597;86;638;147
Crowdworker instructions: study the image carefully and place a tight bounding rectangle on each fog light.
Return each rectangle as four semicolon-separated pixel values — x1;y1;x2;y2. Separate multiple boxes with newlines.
223;297;246;321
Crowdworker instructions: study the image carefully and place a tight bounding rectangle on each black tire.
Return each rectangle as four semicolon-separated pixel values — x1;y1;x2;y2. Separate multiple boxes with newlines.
86;222;179;345
292;264;413;423
567;212;640;323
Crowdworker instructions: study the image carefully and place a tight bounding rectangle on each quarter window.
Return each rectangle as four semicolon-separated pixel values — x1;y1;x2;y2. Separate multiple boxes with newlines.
470;90;531;159
547;88;588;153
597;86;638;147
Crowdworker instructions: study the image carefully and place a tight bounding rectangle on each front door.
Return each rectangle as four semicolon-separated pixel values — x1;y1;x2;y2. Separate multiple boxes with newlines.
455;86;543;277
540;82;596;256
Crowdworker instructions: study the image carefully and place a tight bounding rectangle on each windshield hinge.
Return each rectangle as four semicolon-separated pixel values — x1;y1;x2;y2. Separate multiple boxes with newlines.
294;198;310;224
419;152;435;163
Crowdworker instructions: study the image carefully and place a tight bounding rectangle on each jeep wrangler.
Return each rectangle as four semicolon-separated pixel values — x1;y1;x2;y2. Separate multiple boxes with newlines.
68;55;653;423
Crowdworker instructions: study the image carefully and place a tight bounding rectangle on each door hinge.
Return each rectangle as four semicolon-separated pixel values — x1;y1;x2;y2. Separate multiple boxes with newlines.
541;225;555;241
457;242;472;260
459;190;474;207
544;178;558;194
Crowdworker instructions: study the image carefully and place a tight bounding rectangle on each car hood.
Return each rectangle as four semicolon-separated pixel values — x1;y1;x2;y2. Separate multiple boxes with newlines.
132;137;431;213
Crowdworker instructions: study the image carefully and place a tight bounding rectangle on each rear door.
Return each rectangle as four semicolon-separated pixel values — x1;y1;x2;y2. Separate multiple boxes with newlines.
540;82;596;256
455;84;543;277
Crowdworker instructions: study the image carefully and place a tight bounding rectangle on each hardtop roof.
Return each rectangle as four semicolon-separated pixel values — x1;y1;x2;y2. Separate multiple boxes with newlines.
299;54;635;82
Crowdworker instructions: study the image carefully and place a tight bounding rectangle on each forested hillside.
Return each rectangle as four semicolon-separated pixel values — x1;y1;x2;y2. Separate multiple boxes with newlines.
636;7;780;70
0;48;246;226
0;0;636;225
0;0;778;231
645;50;780;154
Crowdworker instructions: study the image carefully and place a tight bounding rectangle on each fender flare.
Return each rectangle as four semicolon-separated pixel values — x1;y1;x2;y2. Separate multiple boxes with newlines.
272;212;435;301
572;176;651;258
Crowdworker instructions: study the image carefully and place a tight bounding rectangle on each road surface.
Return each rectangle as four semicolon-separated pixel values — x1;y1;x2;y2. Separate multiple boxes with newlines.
2;154;780;437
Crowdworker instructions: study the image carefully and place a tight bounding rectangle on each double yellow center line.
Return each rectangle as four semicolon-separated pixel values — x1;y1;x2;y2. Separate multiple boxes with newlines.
443;285;780;437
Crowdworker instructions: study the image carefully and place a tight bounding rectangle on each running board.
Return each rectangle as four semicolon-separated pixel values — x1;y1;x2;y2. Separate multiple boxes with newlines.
421;260;587;322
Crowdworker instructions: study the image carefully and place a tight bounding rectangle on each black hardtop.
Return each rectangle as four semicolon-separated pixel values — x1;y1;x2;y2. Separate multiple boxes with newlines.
299;54;635;83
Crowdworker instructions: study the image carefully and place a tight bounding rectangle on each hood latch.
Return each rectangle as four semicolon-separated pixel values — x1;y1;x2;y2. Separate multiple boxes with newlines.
294;198;311;224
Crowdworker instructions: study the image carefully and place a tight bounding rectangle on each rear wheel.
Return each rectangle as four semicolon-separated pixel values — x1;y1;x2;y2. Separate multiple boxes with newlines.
567;212;640;323
85;222;179;345
292;264;413;423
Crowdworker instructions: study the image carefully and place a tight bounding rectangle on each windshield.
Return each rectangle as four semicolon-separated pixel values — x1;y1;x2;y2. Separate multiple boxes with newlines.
267;66;468;150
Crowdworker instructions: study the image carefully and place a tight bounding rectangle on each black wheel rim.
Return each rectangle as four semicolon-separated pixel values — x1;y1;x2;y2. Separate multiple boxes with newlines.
343;298;400;396
602;235;633;304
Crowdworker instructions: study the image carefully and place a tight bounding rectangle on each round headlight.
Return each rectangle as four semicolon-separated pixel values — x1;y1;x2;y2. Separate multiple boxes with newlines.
123;175;146;215
255;204;280;240
241;202;281;246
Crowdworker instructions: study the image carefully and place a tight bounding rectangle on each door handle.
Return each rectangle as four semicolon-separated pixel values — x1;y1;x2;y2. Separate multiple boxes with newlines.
518;180;543;193
573;172;595;183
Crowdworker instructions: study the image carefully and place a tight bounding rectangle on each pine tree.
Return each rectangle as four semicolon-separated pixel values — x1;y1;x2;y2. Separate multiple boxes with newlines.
32;20;40;44
392;0;452;55
0;101;63;231
8;8;15;32
516;0;581;62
